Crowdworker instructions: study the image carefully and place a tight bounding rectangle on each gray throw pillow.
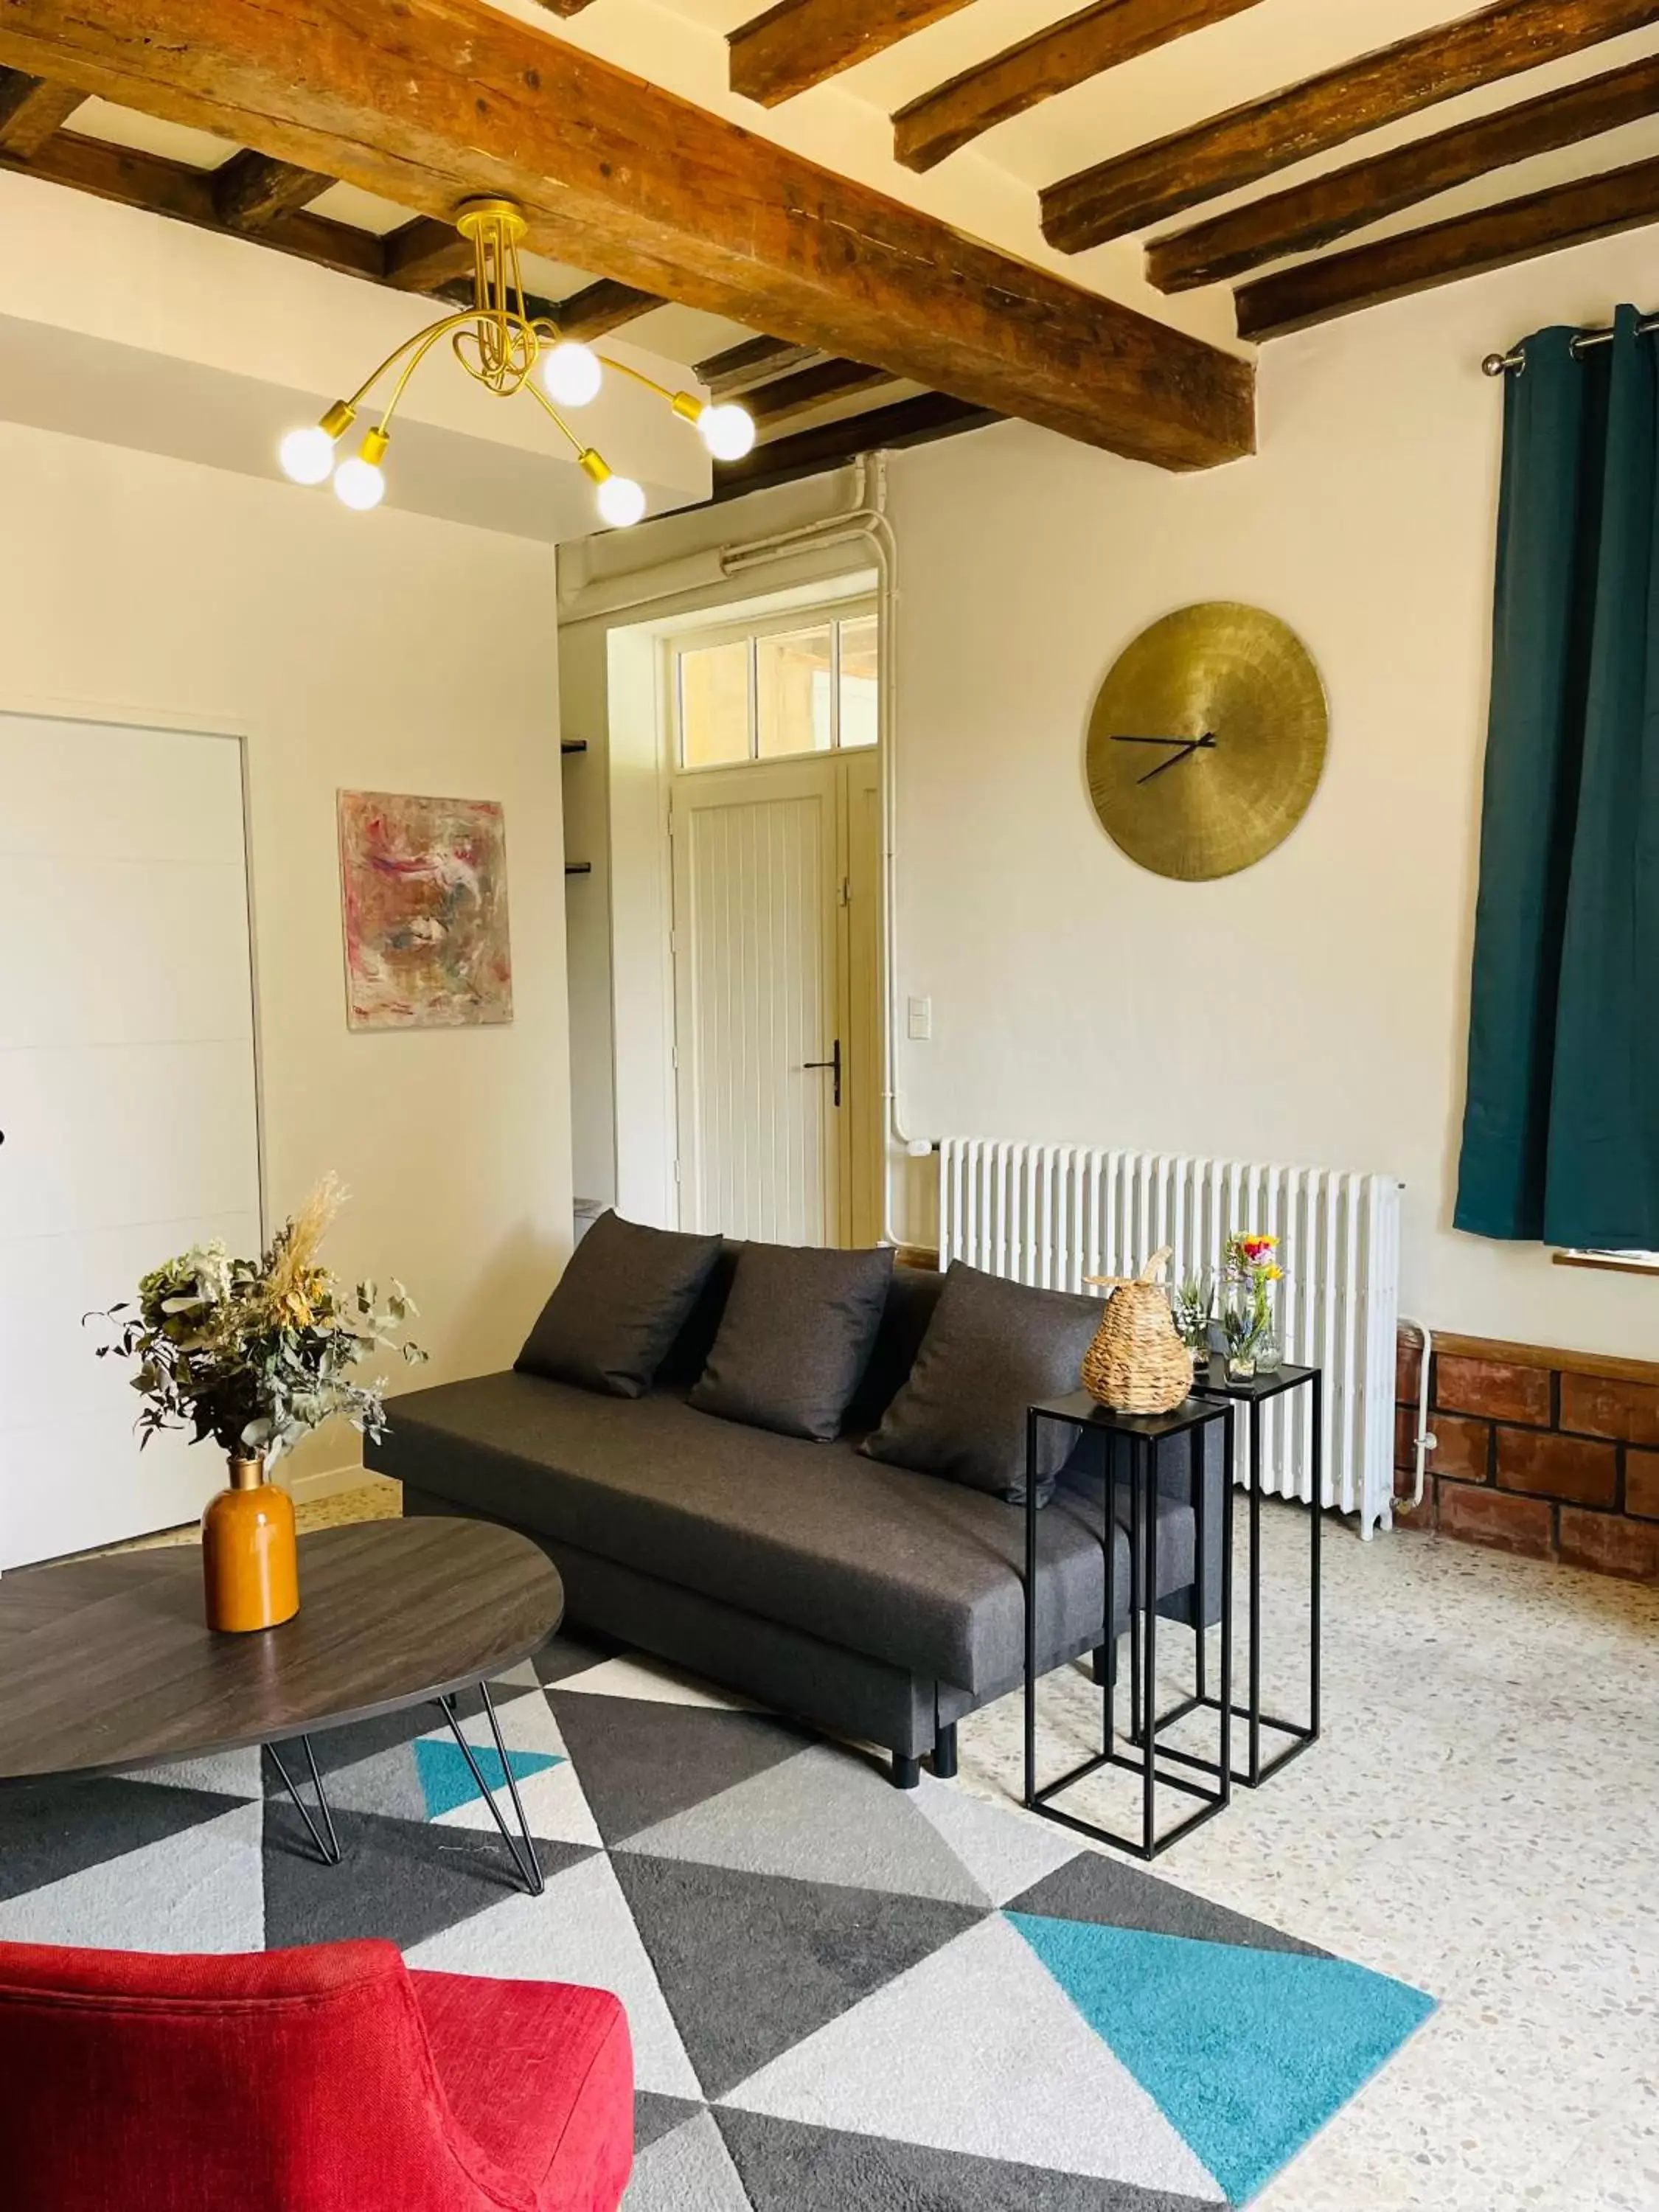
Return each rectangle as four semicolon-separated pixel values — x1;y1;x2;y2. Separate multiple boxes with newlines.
689;1243;895;1442
861;1261;1104;1504
515;1210;723;1399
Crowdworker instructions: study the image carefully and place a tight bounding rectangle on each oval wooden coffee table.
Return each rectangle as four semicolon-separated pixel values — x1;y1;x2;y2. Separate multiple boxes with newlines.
0;1518;563;1895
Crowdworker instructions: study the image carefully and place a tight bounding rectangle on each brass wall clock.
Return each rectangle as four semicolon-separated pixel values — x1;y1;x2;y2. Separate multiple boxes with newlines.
1085;602;1329;882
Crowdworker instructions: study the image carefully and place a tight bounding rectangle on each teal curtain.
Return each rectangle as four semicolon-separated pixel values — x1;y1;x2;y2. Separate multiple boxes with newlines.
1455;306;1659;1248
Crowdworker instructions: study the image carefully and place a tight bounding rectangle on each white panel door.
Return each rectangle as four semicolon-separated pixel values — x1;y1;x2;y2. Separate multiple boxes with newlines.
0;715;262;1567
671;759;839;1245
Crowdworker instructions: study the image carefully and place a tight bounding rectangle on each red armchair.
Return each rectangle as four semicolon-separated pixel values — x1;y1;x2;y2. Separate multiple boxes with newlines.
0;1937;633;2212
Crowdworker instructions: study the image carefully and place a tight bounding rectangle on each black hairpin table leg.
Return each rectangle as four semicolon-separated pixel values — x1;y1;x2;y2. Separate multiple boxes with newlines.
265;1736;341;1866
437;1683;545;1896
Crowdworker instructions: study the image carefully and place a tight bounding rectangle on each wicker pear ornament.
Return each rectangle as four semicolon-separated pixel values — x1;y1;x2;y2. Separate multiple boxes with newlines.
1081;1248;1194;1416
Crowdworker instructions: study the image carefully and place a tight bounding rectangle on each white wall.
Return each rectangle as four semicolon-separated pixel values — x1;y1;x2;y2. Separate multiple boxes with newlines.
883;228;1659;1360
563;226;1659;1362
0;418;570;1490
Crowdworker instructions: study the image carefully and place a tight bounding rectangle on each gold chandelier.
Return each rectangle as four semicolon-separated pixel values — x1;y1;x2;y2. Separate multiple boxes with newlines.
278;198;755;526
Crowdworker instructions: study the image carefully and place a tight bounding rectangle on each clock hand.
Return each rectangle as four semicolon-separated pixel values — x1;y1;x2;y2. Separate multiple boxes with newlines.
1110;734;1200;747
1135;732;1218;786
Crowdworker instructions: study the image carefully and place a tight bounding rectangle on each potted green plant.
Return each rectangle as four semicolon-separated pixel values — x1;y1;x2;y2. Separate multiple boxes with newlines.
1171;1270;1214;1380
91;1177;424;1631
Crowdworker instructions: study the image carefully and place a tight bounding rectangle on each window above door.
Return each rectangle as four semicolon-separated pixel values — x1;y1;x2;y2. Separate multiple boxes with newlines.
673;602;877;772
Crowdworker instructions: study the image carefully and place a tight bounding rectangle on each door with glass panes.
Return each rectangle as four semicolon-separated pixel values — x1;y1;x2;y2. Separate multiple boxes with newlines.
668;602;880;1248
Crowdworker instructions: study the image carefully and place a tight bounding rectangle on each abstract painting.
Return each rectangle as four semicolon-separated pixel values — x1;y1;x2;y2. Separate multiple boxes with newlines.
338;790;512;1030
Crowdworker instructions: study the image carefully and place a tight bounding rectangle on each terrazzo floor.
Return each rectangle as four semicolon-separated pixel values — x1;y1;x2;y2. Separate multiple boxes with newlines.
92;1481;1658;2211
962;1508;1659;2212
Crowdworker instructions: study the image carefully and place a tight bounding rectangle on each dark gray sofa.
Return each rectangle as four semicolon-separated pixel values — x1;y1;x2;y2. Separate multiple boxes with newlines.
368;1260;1221;1788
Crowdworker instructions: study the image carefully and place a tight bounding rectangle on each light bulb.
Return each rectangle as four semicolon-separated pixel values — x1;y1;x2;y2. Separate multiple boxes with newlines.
596;473;647;529
333;455;386;511
542;341;603;407
698;403;756;462
279;425;335;484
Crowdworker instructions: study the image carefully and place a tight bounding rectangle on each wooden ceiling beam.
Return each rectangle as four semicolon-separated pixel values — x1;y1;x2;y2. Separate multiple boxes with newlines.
1;130;384;279
731;0;974;108
1043;0;1659;253
1236;152;1659;340
1151;51;1659;291
382;215;472;293
710;391;998;501
0;68;83;157
695;334;821;395
553;277;666;341
0;0;1253;469
748;356;897;425
211;149;333;231
894;0;1265;174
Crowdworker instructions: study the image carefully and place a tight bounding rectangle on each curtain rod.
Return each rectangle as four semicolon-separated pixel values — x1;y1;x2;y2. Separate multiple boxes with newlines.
1483;314;1659;377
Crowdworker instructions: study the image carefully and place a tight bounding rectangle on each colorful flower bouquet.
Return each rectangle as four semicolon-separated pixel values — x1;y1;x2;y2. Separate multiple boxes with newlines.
1221;1231;1284;1379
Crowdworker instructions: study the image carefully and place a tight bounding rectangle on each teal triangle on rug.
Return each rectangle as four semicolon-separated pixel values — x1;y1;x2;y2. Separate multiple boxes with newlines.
413;1739;563;1820
1006;1912;1435;2204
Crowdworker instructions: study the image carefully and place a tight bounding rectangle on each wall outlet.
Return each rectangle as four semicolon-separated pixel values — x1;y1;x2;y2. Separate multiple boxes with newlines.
908;995;933;1041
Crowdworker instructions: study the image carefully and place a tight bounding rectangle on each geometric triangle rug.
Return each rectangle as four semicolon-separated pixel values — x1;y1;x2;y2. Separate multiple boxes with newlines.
4;1629;1434;2206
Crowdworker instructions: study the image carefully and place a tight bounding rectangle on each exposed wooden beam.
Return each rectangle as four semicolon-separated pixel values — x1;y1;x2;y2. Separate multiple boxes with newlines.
731;0;973;108
748;356;896;425
0;68;83;157
0;0;1253;469
1151;52;1659;292
382;215;471;293
211;148;333;231
553;276;665;340
1043;0;1659;253
894;0;1264;174
695;334;821;396
710;391;999;501
1;129;384;279
1236;153;1659;340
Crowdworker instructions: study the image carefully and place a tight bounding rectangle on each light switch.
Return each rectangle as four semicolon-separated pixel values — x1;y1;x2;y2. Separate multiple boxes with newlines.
908;995;933;1041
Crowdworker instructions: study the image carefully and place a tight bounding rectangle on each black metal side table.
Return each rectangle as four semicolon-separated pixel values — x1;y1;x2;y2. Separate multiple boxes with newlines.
1023;1391;1235;1862
1184;1360;1323;1787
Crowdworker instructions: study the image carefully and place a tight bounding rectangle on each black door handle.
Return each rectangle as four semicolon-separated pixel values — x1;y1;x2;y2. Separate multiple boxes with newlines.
803;1040;842;1107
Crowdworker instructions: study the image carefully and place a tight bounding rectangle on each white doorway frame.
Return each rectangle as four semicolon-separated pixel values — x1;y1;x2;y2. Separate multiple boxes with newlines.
0;692;268;1563
0;686;268;1237
600;569;885;1237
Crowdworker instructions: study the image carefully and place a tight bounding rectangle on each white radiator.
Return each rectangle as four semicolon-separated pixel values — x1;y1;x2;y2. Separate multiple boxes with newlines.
939;1139;1402;1537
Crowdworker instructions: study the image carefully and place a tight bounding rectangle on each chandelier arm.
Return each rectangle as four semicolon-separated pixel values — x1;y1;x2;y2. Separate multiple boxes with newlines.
525;376;588;457
599;355;677;405
344;311;481;414
375;313;493;430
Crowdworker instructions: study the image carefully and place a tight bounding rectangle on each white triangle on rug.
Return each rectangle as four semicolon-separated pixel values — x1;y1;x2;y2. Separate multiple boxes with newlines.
406;1850;700;2101
625;2110;751;2212
492;1658;543;1691
720;1913;1225;2200
118;1747;266;1801
0;1804;265;1955
619;1743;985;1907
414;1694;602;1850
554;1653;751;1711
909;1771;1080;1907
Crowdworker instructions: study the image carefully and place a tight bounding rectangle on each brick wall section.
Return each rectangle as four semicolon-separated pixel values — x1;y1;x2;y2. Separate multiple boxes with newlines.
1394;1334;1659;1580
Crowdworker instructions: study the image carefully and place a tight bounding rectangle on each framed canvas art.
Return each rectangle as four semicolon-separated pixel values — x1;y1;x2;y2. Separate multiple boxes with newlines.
338;790;513;1030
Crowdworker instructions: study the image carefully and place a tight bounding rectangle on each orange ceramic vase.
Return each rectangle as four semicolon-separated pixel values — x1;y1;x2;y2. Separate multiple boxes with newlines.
201;1455;300;1633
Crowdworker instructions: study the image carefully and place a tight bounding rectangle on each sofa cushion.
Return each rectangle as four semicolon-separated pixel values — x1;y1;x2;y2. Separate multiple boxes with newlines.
863;1262;1104;1503
689;1243;894;1442
369;1371;1194;1693
515;1210;723;1399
